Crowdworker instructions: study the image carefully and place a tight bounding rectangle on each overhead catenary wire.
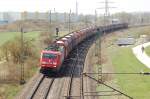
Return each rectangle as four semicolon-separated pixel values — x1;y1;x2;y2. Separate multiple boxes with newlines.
84;72;150;75
83;73;134;99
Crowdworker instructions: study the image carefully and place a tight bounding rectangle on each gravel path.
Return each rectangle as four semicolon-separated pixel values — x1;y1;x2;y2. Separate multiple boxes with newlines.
132;42;150;68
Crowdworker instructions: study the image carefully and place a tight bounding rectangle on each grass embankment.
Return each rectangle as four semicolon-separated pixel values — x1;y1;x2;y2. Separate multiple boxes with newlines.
105;26;150;99
95;26;150;99
145;46;150;57
108;46;150;99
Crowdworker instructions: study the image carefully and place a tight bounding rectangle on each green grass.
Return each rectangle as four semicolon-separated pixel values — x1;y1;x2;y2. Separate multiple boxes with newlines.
0;31;40;45
145;46;150;57
0;30;69;46
108;46;150;99
94;26;150;99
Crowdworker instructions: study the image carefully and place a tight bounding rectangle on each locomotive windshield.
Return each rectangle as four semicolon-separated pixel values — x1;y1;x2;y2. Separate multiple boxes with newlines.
42;53;57;59
45;44;60;51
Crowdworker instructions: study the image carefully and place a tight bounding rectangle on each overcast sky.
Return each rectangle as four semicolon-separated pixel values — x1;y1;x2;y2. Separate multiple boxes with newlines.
0;0;150;14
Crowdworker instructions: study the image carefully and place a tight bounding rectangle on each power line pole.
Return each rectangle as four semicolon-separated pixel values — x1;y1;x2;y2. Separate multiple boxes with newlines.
68;9;71;33
54;8;59;40
95;9;97;26
49;10;52;37
54;8;58;24
76;0;78;16
85;15;88;27
95;28;102;83
49;10;52;26
35;11;39;20
94;9;102;83
20;27;25;85
98;0;116;25
20;12;26;85
96;0;116;83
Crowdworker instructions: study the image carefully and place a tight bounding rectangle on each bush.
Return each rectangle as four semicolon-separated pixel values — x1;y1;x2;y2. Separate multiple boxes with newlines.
40;31;54;45
0;36;37;64
0;36;40;82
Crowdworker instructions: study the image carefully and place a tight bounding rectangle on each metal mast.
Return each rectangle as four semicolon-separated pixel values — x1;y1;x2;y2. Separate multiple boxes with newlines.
68;9;71;33
98;0;116;25
76;0;78;16
20;27;25;85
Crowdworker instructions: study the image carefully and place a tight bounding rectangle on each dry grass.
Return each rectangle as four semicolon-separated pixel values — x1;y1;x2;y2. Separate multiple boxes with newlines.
0;30;41;99
0;56;39;98
0;20;50;32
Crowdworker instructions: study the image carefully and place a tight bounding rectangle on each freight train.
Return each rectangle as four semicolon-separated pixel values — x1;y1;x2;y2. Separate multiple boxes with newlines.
40;23;128;72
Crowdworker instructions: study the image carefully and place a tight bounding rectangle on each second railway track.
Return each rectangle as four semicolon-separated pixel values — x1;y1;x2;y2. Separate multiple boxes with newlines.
64;37;97;99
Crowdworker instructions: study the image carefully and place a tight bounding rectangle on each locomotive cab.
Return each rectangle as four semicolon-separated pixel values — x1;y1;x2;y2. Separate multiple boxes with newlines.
40;45;64;72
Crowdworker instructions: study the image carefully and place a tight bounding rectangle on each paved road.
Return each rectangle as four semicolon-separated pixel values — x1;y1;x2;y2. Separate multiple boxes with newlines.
132;42;150;68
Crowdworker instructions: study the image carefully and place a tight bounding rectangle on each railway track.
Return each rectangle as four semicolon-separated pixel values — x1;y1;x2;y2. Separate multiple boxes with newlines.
26;74;55;99
65;48;81;99
17;25;126;99
17;35;98;99
65;37;97;99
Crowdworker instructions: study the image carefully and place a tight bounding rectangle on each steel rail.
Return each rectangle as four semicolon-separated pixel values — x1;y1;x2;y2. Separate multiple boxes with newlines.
65;37;96;99
27;75;55;99
66;48;81;99
27;74;45;99
43;78;55;99
85;72;150;75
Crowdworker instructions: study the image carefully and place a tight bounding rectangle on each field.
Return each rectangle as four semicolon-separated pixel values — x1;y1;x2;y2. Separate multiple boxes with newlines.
108;46;150;99
0;31;40;45
0;30;69;45
145;46;150;56
97;27;150;99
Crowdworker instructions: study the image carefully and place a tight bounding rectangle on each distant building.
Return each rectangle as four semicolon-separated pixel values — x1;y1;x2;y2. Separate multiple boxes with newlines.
0;13;3;19
0;12;21;24
116;37;135;46
0;11;79;24
3;12;21;22
0;12;9;24
111;19;120;24
0;20;8;25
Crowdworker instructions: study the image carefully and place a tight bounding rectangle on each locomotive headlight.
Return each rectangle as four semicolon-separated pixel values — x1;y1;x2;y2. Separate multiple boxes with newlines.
42;62;47;64
53;62;57;65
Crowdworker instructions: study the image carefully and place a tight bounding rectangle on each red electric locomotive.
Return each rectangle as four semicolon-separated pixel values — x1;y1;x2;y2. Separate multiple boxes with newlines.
39;27;94;72
40;45;65;72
